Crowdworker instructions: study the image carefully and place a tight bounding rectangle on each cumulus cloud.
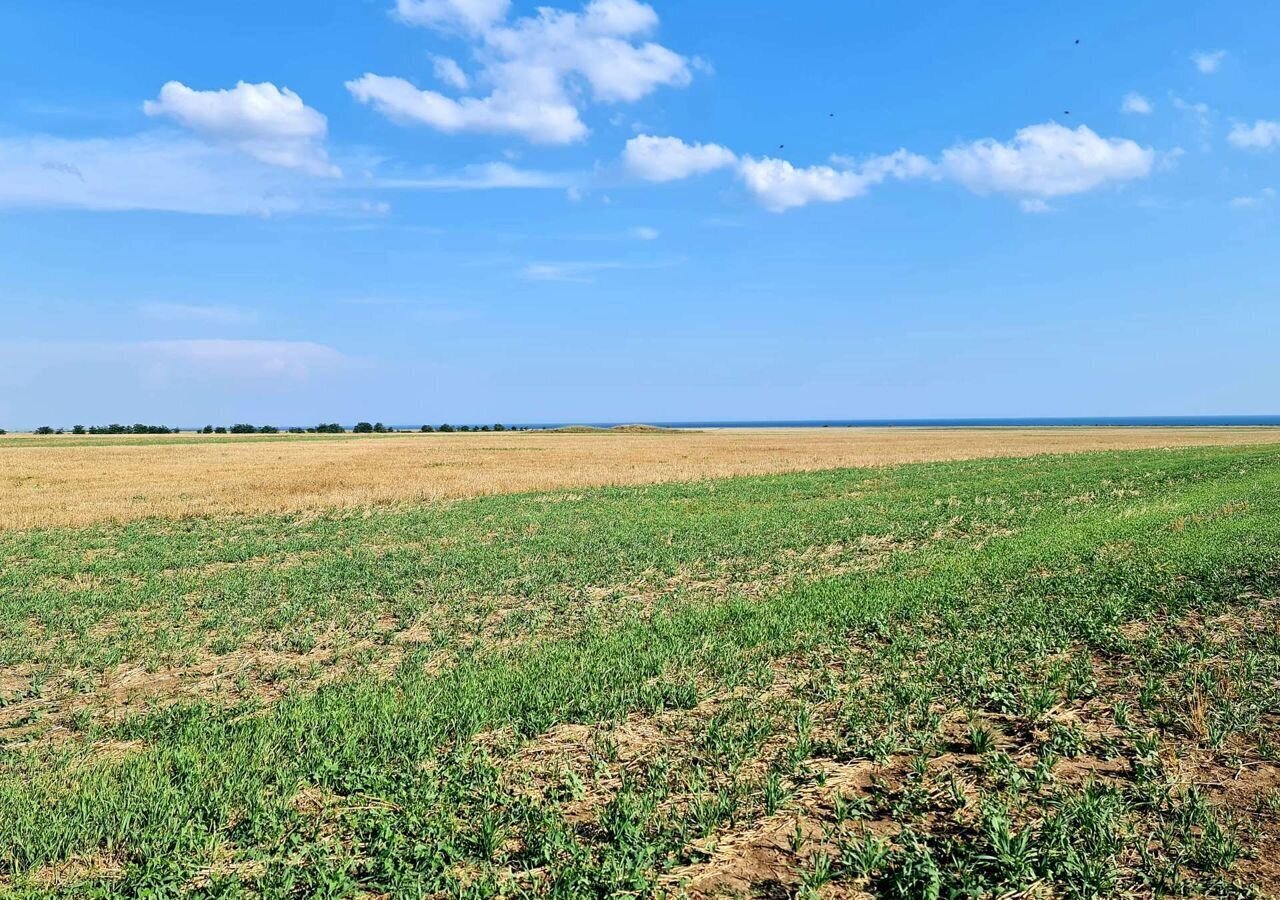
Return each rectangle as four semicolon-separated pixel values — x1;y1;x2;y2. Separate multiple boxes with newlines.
350;0;693;144
144;81;338;176
396;0;510;30
1122;92;1153;115
1228;120;1280;150
738;150;933;212
1192;50;1227;74
941;122;1154;199
623;135;737;182
623;122;1155;213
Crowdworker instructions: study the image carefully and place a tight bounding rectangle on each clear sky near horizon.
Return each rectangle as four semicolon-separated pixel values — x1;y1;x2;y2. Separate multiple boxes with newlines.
1;1;1277;428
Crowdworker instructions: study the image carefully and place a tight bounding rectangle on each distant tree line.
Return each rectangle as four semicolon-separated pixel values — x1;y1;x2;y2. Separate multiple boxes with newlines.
420;424;514;432
17;421;523;436
31;424;181;435
202;423;347;434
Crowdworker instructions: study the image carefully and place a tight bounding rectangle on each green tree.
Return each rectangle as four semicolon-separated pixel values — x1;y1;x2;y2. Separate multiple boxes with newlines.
72;425;86;435
353;422;374;434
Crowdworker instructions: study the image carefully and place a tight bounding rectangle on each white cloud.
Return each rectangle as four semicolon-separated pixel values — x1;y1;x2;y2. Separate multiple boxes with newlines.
522;261;616;283
139;302;259;325
372;161;576;189
347;73;587;144
1192;50;1227;74
738;150;933;212
144;340;345;380
1019;198;1053;214
629;225;659;240
351;0;692;144
0;133;316;215
941;122;1153;199
144;81;338;176
396;0;510;31
624;122;1156;213
432;55;471;90
1171;95;1212;130
521;255;672;282
623;135;737;182
1229;187;1275;209
0;339;346;384
1122;92;1153;115
1228;120;1280;150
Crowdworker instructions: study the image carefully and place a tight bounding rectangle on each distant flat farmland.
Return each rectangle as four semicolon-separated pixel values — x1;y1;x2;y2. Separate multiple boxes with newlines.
2;426;1279;529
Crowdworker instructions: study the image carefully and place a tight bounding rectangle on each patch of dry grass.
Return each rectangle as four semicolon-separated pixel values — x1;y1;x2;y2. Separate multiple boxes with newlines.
2;427;1278;529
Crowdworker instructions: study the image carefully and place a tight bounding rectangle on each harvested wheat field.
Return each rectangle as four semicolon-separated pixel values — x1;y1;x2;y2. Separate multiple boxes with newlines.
2;426;1279;529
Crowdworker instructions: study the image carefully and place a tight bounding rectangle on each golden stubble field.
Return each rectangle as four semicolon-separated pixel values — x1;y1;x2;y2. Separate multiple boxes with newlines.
3;426;1279;530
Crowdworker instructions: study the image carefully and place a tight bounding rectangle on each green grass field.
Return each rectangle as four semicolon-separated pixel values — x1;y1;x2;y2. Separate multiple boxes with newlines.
2;445;1279;897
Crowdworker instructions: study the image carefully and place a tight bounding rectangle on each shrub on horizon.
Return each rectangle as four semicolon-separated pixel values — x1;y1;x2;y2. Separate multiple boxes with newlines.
353;422;374;434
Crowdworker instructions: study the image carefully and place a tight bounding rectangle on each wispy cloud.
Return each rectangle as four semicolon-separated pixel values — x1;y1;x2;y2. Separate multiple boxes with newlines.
139;302;259;325
1191;49;1227;74
1121;92;1153;115
1229;187;1275;209
521;257;677;283
0;133;318;215
522;261;622;283
0;339;348;383
371;162;579;190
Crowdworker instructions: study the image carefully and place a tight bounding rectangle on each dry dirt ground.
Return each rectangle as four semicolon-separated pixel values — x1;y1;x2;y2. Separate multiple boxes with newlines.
3;426;1278;529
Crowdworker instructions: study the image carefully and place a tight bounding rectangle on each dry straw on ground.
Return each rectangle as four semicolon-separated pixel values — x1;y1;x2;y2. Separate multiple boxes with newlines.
2;427;1278;530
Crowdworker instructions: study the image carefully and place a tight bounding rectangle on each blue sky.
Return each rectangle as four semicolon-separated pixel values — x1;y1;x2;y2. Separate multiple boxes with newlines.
1;0;1277;427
